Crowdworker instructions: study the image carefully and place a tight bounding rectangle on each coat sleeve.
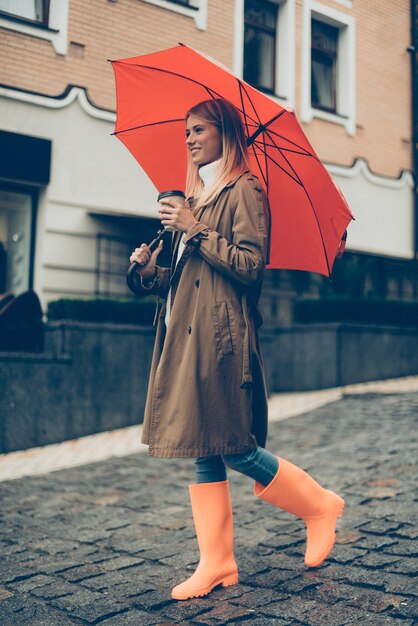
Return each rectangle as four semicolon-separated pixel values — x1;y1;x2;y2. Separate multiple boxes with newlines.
182;176;269;288
128;265;171;299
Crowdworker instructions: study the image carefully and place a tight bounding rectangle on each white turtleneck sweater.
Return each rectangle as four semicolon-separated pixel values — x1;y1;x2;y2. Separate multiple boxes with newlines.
165;158;221;328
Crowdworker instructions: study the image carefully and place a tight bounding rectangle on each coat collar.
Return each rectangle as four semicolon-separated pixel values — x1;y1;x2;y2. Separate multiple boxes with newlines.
187;169;252;208
223;169;252;189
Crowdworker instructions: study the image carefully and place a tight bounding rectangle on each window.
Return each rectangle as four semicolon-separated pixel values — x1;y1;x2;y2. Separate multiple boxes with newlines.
301;0;355;135
0;0;49;26
0;0;68;54
0;189;34;294
311;19;338;113
244;0;278;93
235;0;295;107
95;234;137;297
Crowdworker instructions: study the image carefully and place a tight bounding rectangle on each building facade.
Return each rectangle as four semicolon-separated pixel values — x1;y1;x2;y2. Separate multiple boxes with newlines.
0;0;415;315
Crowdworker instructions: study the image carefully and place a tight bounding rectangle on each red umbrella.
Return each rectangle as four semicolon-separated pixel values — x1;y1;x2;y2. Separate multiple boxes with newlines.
110;44;353;275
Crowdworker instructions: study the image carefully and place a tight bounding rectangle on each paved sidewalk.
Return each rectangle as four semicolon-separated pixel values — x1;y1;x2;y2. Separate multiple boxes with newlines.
0;390;417;625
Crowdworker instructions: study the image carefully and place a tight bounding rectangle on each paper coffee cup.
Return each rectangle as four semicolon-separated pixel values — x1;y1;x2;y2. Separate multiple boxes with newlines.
157;190;186;232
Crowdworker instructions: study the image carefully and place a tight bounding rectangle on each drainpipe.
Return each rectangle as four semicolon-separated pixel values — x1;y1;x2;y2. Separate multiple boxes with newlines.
409;0;418;297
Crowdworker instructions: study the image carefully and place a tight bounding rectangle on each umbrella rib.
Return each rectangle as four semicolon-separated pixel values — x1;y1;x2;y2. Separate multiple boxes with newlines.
248;139;272;267
247;110;287;147
265;128;306;187
205;86;220;100
264;127;331;274
296;180;331;275
254;128;315;193
267;128;318;159
262;133;272;267
263;130;269;191
112;118;184;136
242;98;272;262
251;141;303;186
253;141;314;157
237;81;271;174
250;142;268;187
239;80;265;127
205;85;259;125
238;81;254;140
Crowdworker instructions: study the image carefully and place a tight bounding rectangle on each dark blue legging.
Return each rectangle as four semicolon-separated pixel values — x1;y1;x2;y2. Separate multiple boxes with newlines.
195;446;279;487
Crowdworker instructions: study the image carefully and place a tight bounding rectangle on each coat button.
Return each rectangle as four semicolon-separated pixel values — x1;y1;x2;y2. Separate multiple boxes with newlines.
195;279;200;288
188;326;192;334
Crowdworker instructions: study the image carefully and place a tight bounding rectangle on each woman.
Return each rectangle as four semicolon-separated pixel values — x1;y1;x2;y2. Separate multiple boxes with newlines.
129;99;344;601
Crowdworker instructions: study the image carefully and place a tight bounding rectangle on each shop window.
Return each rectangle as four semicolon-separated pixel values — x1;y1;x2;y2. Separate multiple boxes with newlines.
0;190;34;295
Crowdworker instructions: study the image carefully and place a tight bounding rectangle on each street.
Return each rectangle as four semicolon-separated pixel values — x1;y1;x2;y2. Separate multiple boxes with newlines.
0;390;417;625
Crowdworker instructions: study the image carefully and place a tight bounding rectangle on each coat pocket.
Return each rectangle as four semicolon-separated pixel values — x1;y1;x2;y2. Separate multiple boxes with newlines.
212;300;234;356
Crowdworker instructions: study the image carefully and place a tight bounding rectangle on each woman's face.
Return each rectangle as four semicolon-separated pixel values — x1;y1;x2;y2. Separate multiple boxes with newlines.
186;115;222;166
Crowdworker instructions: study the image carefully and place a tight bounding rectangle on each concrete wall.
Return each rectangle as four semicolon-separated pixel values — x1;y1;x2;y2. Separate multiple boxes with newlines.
328;161;414;260
1;321;418;453
0;322;155;453
262;323;418;391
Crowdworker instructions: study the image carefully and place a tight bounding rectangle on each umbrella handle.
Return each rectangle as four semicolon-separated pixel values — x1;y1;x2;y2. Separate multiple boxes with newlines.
126;229;165;292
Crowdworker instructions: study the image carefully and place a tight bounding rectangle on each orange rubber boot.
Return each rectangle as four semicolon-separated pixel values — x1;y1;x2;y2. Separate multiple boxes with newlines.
171;480;239;600
254;457;344;567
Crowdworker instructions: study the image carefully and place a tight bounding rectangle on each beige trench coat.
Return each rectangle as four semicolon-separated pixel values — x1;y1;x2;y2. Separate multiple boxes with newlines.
130;172;270;458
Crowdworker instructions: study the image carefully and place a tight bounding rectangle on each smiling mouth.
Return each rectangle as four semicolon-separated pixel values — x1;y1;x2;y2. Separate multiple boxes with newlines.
190;148;200;153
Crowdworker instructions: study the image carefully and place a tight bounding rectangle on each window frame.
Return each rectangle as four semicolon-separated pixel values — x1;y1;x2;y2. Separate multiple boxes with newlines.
234;0;295;108
165;0;196;6
301;0;356;135
0;0;50;28
0;0;68;54
244;0;279;94
310;18;338;114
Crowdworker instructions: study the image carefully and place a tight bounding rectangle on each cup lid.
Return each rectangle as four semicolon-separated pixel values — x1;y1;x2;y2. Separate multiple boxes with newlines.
157;190;185;201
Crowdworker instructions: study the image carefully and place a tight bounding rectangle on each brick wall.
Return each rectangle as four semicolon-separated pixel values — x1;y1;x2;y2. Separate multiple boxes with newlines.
0;0;234;109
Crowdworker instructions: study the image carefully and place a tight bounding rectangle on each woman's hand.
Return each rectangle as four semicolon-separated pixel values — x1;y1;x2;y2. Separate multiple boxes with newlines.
129;240;163;279
158;198;198;233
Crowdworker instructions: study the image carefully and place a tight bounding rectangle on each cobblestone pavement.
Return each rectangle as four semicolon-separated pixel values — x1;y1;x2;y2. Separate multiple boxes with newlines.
0;392;417;625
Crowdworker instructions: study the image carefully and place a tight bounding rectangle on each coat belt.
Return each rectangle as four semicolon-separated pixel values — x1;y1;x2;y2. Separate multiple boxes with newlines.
240;293;264;389
240;295;253;388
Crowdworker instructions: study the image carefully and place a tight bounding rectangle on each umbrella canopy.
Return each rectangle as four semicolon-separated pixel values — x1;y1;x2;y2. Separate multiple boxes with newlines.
110;44;353;275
